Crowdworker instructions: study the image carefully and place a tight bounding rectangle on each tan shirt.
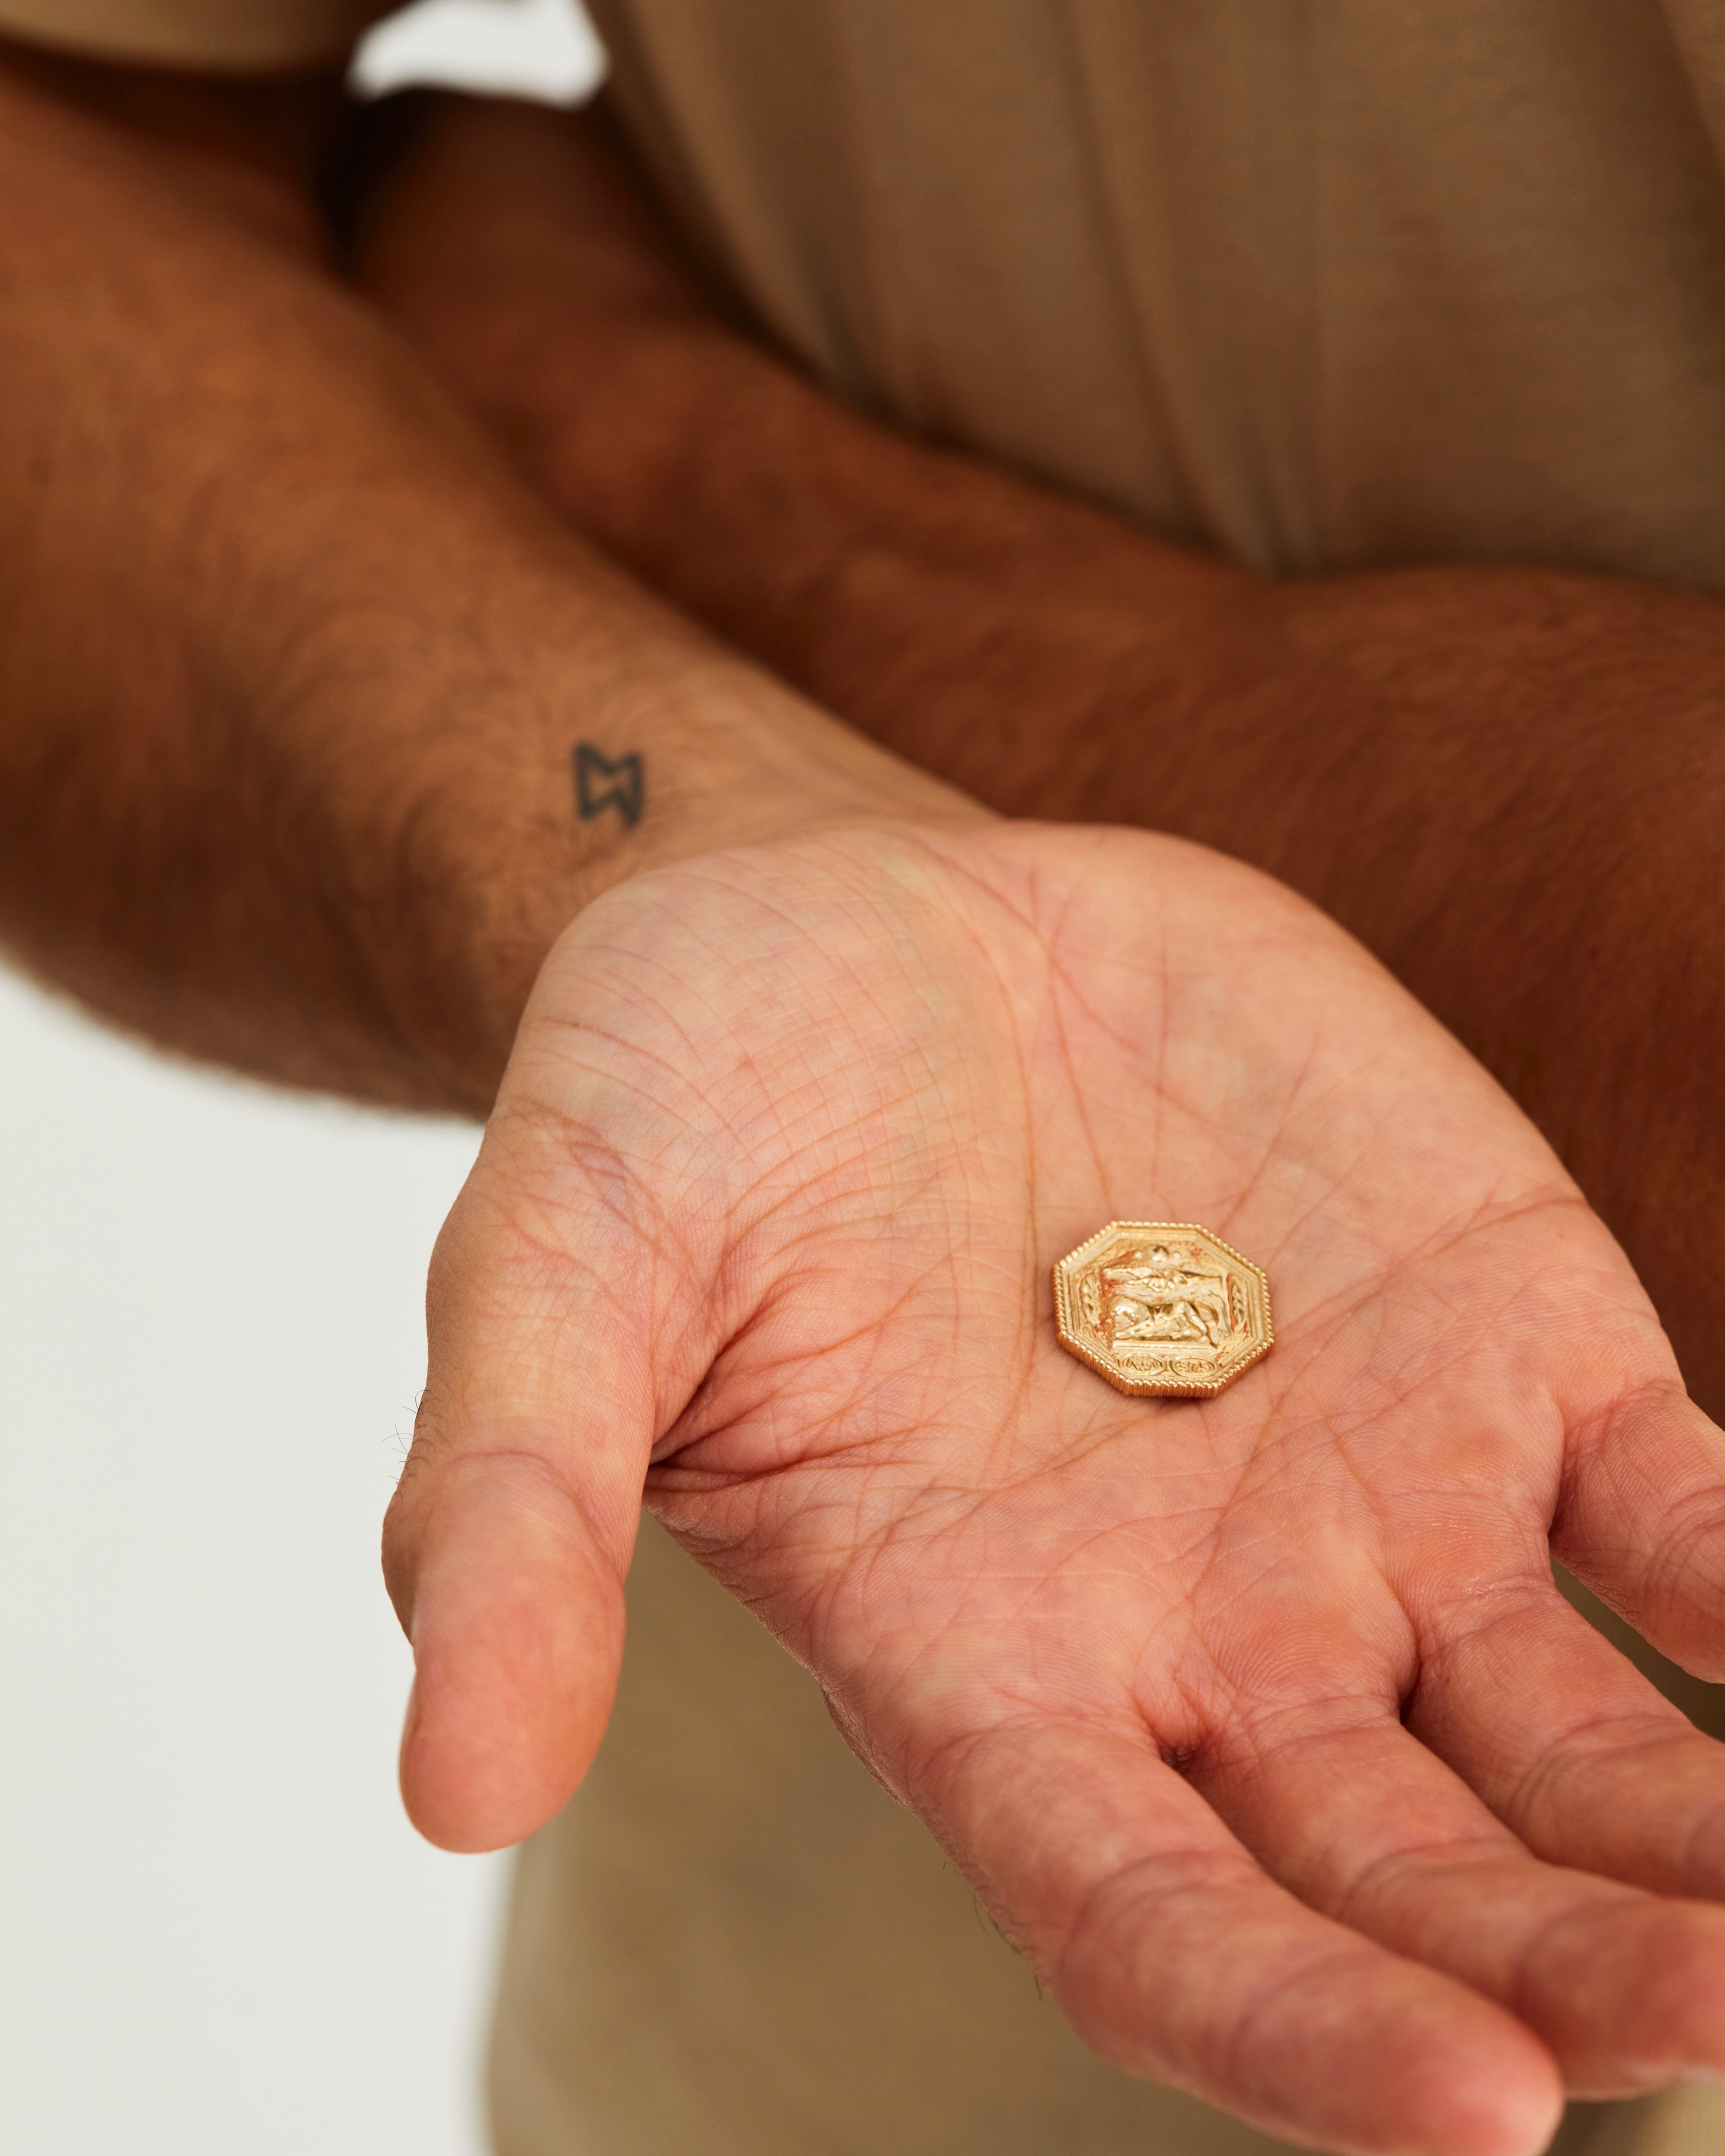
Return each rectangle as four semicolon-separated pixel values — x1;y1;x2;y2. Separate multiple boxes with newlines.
15;5;1725;2152
587;0;1725;586
0;0;377;67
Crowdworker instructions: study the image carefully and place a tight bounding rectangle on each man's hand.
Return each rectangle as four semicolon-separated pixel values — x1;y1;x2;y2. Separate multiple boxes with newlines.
355;95;1725;1418
388;818;1725;2156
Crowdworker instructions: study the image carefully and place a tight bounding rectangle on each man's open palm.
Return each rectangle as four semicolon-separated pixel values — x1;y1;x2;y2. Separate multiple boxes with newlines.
387;824;1725;2156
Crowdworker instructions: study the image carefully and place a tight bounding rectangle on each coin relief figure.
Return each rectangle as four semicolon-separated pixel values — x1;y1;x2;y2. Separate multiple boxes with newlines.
1055;1224;1273;1397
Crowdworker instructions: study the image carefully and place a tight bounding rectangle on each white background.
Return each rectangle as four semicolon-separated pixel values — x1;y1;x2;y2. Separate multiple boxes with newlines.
0;970;496;2156
0;9;606;2149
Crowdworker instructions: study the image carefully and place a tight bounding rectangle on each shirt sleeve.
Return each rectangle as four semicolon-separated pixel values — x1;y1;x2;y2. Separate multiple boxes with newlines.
0;0;389;69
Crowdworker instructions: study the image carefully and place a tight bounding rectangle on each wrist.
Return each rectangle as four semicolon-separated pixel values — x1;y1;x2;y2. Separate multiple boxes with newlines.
307;591;983;1115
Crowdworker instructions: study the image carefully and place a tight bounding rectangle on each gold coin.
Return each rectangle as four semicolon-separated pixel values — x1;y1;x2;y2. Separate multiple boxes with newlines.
1053;1222;1273;1397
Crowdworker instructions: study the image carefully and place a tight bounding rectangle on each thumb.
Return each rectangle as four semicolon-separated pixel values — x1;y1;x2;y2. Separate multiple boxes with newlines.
382;1100;723;1853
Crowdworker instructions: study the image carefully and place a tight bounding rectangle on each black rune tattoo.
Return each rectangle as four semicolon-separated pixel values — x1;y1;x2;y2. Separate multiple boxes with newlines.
573;743;645;829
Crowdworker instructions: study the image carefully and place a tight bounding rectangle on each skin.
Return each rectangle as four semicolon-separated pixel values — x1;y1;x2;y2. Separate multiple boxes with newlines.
353;94;1725;1420
7;47;1725;2156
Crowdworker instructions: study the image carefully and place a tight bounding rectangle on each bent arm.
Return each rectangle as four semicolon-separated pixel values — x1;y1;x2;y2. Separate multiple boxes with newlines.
0;51;963;1116
353;95;1725;1398
31;79;1725;2146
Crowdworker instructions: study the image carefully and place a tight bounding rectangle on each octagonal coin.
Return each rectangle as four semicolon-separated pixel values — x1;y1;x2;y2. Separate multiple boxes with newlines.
1053;1221;1273;1397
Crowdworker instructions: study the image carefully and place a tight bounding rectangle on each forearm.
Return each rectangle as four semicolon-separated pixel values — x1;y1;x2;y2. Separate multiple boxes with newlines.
347;98;1252;781
350;103;1725;904
353;102;1725;928
0;59;961;1116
